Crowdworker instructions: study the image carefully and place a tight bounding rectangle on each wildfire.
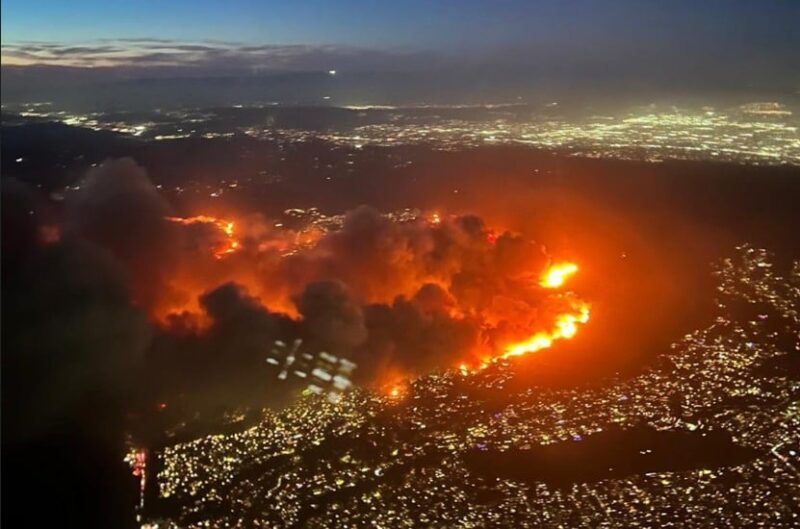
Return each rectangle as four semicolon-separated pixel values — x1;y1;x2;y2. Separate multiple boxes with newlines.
539;262;579;288
157;210;590;389
461;261;590;374
499;299;590;360
165;215;241;259
382;382;410;403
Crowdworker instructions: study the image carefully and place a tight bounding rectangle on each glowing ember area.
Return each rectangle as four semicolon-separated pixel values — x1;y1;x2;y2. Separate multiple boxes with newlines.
539;262;579;288
463;263;591;374
499;300;590;360
382;381;412;402
38;225;61;244
150;207;592;390
165;215;241;259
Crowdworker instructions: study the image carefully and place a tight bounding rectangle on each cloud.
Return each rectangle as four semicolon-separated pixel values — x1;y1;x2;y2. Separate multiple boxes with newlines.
3;159;579;425
1;39;440;72
47;45;125;56
147;282;298;411
358;289;482;376
65;158;181;309
295;280;368;353
1;178;152;444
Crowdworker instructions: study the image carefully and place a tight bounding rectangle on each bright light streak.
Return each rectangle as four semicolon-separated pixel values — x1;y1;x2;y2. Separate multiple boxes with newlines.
165;215;241;259
540;262;579;288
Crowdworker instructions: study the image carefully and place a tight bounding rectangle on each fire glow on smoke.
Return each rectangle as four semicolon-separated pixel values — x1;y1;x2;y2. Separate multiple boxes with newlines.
380;261;590;398
159;209;591;392
460;262;590;374
165;215;241;259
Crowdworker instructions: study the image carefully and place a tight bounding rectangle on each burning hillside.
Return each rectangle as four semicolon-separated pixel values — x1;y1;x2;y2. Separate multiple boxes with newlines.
165;215;240;259
9;158;594;417
152;209;592;391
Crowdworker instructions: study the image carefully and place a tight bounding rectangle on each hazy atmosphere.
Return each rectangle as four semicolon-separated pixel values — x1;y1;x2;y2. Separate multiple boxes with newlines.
3;2;799;528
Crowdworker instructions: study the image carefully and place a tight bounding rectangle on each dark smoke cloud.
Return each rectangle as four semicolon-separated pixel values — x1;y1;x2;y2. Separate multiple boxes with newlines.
147;282;297;414
65;157;180;309
1;156;590;528
412;283;458;315
278;206;550;319
295;280;368;354
4;158;565;433
258;206;557;380
2;177;152;527
2;177;151;444
358;290;482;376
280;206;498;304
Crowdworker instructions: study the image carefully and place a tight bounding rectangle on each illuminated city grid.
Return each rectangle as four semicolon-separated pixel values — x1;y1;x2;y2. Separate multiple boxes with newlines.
146;244;800;528
317;106;799;165
8;102;799;166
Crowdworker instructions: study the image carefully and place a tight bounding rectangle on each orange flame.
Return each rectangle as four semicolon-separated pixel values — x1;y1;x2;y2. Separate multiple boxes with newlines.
499;300;590;360
539;262;579;288
165;215;241;259
382;382;410;403
460;261;590;374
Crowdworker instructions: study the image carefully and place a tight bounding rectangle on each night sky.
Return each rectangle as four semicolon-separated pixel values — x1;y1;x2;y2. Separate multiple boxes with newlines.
2;0;799;77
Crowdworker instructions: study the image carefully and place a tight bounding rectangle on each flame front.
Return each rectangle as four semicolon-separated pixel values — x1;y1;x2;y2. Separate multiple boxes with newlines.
539;262;579;288
499;299;590;360
160;213;590;388
463;262;590;374
165;215;241;259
